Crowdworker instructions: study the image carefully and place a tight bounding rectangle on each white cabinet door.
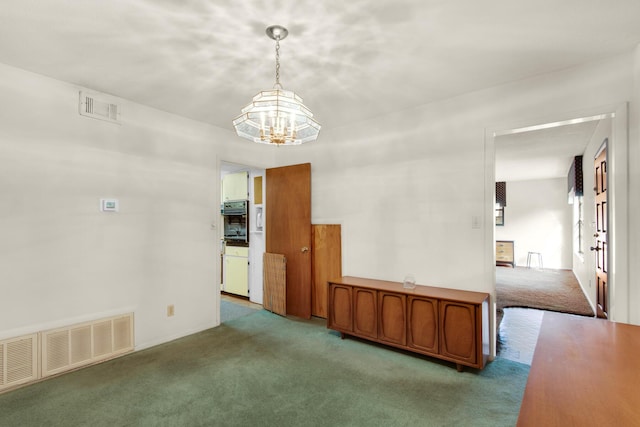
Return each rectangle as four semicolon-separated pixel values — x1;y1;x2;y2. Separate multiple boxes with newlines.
224;252;249;297
222;172;248;201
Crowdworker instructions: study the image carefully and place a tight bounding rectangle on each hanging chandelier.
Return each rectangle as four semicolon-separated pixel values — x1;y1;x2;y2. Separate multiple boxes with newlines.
232;25;321;146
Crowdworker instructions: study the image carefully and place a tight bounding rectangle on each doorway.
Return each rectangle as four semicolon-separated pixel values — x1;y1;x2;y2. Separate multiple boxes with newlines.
485;104;630;357
219;161;266;322
218;161;314;322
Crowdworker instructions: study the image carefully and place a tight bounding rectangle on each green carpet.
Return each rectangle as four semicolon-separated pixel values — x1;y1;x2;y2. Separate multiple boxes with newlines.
220;299;259;323
0;310;529;427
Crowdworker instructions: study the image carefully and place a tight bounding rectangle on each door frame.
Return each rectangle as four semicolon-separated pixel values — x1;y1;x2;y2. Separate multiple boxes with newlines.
594;141;609;318
484;103;629;355
217;160;267;325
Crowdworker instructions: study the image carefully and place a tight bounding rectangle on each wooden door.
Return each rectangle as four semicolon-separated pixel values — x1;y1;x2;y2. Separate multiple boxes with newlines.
593;145;608;319
266;163;312;319
311;224;342;318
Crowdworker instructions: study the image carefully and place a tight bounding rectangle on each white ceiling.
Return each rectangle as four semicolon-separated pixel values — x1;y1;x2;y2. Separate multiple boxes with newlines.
495;119;601;182
1;0;639;179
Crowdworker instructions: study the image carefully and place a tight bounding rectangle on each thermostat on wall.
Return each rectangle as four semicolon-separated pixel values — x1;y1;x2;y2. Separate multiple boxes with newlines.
100;198;119;212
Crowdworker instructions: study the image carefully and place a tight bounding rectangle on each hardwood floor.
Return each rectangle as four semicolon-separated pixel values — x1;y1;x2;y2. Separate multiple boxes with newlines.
498;307;593;366
220;293;261;309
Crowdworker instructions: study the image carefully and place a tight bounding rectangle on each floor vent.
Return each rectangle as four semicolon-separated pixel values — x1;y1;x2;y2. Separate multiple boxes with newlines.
0;334;39;392
42;313;134;378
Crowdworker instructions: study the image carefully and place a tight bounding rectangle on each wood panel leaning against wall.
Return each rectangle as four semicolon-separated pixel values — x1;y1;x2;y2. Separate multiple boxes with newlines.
311;224;342;318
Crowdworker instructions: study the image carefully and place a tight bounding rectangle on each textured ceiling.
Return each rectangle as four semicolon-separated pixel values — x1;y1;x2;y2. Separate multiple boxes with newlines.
1;0;640;132
0;1;639;180
495;120;600;182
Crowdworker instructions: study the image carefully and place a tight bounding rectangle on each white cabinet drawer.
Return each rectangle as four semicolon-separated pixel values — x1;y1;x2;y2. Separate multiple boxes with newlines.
225;246;249;257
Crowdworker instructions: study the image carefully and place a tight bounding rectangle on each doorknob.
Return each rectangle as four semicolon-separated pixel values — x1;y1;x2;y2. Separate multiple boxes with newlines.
590;246;601;252
301;246;309;253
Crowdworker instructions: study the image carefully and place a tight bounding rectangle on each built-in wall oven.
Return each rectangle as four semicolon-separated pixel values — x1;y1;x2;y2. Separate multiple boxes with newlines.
222;200;248;245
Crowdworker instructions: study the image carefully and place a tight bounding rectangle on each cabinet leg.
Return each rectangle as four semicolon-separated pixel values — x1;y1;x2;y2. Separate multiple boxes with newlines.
456;364;464;373
340;332;346;340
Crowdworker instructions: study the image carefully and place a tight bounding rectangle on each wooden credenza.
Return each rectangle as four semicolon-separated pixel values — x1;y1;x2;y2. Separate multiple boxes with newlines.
327;276;490;371
496;240;515;267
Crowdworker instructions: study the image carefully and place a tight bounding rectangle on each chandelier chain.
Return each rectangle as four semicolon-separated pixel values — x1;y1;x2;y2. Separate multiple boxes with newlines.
274;37;281;89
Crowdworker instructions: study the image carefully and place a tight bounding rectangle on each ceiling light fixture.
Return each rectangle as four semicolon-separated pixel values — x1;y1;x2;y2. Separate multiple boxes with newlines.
232;25;321;146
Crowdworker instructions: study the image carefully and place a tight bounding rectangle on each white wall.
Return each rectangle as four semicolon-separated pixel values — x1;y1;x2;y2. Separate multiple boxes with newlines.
0;62;275;349
495;178;572;269
2;44;639;356
279;51;633;289
276;49;639;351
629;45;640;325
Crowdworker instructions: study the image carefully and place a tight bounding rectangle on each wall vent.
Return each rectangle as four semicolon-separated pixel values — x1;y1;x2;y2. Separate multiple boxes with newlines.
0;334;38;392
79;91;121;124
41;313;134;378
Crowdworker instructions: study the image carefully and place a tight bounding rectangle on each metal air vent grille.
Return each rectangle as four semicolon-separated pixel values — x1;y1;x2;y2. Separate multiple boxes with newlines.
79;91;121;124
42;313;134;377
0;334;38;391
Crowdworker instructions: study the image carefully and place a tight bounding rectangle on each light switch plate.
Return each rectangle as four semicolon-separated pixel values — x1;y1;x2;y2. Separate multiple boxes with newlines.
100;198;119;212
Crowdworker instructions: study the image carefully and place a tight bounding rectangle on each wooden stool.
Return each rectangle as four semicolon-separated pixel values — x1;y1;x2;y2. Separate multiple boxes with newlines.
527;251;543;269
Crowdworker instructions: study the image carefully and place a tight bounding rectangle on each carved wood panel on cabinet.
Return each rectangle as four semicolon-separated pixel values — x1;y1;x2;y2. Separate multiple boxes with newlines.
439;301;477;365
407;296;438;354
378;292;407;346
354;288;377;339
328;285;352;332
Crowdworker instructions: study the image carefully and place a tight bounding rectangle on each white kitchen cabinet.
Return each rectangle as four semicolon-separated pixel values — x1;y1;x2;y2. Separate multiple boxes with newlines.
223;246;249;297
222;172;248;201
